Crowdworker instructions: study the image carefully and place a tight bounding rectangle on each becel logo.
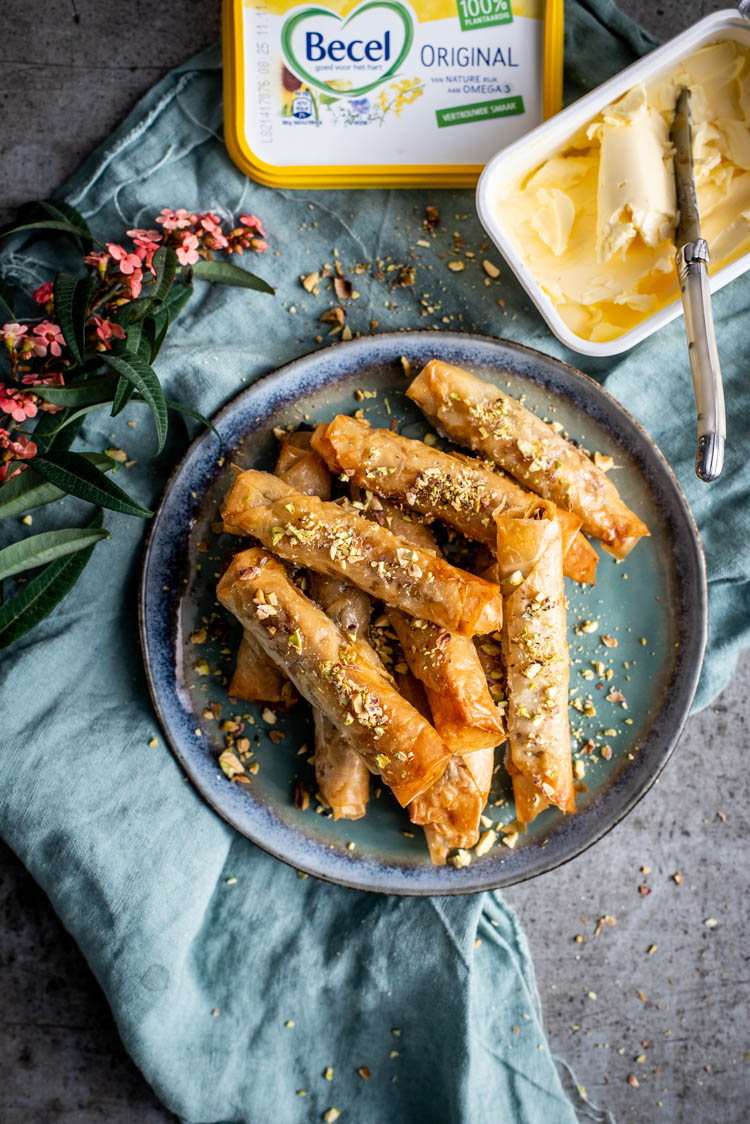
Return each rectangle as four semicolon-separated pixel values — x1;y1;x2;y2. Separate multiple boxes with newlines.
281;1;414;98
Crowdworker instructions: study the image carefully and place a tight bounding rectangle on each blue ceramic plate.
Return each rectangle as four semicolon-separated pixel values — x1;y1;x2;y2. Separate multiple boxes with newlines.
139;332;706;895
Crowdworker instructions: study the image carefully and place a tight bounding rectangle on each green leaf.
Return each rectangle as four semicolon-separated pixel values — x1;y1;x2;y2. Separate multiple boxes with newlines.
32;452;152;518
0;274;17;320
111;378;135;416
53;273;95;365
151;246;177;303
150;308;170;363
134;317;156;363
0;526;109;581
32;403;115;439
162;279;194;316
38;201;93;250
0;511;104;648
191;259;275;294
100;352;167;452
0;219;106;248
32;375;119;407
109;310;156;413
0;453;115;519
165;397;222;445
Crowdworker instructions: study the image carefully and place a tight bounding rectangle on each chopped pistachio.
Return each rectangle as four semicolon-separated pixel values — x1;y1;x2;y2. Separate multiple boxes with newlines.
218;750;244;779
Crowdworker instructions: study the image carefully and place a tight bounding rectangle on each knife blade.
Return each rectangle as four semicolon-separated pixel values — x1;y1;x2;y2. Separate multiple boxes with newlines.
670;86;726;482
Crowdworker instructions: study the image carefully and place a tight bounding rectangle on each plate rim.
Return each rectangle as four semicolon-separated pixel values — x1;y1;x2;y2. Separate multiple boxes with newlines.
139;330;707;895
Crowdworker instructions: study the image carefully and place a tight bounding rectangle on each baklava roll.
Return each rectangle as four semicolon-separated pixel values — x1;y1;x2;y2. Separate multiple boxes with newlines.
273;430;332;500
408;359;649;559
221;469;503;637
312;415;597;582
494;500;575;823
217;548;451;806
228;630;297;706
308;571;371;821
411;747;495;865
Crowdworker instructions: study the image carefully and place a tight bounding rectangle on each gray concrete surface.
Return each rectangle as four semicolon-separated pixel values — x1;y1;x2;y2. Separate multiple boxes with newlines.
1;1;747;1122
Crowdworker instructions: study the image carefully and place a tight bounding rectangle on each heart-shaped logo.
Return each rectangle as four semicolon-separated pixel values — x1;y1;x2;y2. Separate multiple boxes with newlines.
281;1;414;99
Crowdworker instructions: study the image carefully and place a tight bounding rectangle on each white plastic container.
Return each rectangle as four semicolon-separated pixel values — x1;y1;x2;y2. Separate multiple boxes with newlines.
476;8;750;357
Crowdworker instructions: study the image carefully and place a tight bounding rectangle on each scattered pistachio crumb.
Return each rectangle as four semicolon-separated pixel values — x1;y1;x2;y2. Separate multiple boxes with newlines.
475;829;497;857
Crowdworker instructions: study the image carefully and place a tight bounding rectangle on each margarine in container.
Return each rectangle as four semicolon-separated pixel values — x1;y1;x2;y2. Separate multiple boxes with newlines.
223;0;563;187
476;9;750;356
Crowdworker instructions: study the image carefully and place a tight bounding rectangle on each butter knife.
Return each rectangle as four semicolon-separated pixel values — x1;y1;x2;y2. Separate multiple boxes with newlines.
670;86;726;482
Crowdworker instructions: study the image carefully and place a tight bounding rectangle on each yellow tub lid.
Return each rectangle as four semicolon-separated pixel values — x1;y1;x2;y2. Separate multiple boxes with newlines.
223;0;563;188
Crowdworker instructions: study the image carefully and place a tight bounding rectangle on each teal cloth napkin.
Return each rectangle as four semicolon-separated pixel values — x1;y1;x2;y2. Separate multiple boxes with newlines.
1;2;747;1121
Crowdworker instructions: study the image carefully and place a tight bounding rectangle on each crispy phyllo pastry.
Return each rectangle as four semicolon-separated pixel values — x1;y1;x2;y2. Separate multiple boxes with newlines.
217;549;451;806
313;415;597;583
494;500;575;823
376;645;495;865
411;747;495;865
308;572;371;821
228;630;297;706
274;430;332;500
386;609;504;755
378;509;504;754
276;435;367;819
408;360;649;559
312;712;368;821
228;432;330;704
221;469;503;636
375;513;502;861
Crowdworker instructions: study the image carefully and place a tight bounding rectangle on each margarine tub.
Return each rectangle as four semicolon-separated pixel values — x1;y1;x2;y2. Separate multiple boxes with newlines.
223;0;563;186
477;9;750;356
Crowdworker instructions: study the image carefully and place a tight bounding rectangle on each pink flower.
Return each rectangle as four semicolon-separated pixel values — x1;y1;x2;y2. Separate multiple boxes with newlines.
176;232;200;266
128;229;162;274
22;371;64;388
32;281;54;306
33;321;66;357
240;214;267;238
0;387;38;422
0;428;37;477
199;213;228;251
0;461;22;483
91;315;126;349
24;334;48;359
84;251;111;274
125;269;143;299
127;228;162;243
21;371;65;412
107;243;142;276
1;323;28;352
156;207;196;231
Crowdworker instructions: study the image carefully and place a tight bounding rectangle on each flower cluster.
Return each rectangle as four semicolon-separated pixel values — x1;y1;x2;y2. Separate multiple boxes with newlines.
0;206;269;482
